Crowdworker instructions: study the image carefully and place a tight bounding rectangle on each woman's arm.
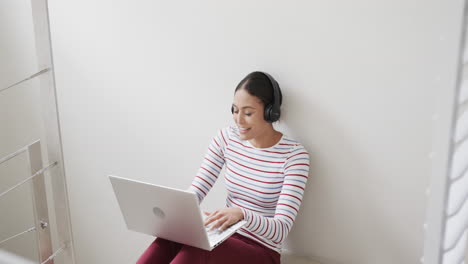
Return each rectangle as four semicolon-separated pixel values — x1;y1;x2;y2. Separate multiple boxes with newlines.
240;147;310;244
188;128;228;203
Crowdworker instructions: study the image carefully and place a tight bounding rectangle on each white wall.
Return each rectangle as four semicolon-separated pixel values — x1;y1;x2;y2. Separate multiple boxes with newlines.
46;1;464;264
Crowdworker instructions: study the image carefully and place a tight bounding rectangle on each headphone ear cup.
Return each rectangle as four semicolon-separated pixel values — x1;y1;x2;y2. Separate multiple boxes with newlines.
270;105;281;122
264;104;273;122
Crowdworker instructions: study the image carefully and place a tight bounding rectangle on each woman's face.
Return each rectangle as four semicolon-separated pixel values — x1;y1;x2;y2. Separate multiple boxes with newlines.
232;88;271;141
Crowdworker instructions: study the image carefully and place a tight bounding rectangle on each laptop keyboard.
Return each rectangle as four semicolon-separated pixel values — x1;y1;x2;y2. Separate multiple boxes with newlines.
202;214;247;247
205;221;244;247
206;227;225;243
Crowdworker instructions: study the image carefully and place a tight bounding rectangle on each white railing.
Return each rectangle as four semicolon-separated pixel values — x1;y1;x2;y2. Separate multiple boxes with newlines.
0;68;51;94
0;0;76;263
0;141;67;263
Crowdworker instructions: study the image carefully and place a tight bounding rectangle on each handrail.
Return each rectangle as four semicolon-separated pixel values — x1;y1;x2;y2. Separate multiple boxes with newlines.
0;162;57;199
0;227;36;246
40;242;67;264
0;68;50;94
0;140;40;165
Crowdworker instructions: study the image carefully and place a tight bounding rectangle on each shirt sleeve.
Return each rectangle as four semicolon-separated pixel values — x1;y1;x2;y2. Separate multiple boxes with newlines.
188;128;229;203
240;145;310;244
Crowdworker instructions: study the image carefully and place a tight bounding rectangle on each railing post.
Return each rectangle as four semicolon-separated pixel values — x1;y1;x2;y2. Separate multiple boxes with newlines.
27;141;53;263
30;0;76;262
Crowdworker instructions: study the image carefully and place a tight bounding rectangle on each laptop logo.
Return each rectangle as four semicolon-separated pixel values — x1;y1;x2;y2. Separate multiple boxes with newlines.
152;207;165;218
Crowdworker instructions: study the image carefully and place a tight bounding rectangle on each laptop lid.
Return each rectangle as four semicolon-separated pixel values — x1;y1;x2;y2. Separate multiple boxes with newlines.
109;175;212;250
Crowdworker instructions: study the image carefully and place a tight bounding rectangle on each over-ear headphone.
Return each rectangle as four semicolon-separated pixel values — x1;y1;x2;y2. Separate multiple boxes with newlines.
262;72;281;123
231;72;281;123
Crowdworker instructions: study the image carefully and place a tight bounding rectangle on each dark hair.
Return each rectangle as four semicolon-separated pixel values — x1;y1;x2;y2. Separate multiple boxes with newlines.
234;71;282;107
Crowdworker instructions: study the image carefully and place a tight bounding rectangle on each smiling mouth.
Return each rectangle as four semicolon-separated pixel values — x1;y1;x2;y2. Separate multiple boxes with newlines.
239;127;251;134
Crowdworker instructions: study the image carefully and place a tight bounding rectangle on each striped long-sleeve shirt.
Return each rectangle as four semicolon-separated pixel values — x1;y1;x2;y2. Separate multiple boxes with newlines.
188;126;310;253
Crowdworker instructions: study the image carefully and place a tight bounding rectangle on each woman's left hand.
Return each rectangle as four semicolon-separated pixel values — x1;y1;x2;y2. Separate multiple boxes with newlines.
204;207;244;231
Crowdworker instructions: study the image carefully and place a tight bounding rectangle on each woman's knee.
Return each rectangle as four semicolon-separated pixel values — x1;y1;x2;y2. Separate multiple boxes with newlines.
136;238;182;264
171;245;207;263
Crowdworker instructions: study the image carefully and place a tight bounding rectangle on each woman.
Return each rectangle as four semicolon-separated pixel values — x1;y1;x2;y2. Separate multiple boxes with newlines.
137;71;310;264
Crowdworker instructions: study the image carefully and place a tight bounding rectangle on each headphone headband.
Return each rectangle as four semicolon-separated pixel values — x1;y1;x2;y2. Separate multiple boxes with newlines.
261;72;281;123
261;72;281;108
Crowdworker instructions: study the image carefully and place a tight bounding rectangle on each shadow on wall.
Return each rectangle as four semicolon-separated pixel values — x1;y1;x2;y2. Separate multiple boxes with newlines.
279;88;419;263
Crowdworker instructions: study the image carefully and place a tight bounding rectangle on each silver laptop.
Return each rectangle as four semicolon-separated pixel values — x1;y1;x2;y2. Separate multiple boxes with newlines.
109;175;246;251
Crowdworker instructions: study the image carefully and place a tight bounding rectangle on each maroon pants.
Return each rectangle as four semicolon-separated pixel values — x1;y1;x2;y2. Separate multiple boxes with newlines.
136;233;280;264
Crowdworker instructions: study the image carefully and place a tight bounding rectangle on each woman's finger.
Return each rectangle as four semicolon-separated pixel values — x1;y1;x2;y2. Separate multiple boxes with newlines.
210;216;228;230
219;217;232;231
204;211;222;226
203;211;213;226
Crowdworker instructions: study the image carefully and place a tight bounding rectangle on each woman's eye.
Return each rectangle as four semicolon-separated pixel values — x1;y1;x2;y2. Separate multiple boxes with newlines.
245;113;252;116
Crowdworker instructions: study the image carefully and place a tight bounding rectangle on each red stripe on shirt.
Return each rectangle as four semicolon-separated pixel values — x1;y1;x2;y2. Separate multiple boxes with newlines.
200;167;218;178
284;173;308;179
220;130;228;146
276;221;285;243
225;176;281;195
213;137;221;148
284;163;310;170
286;152;308;160
233;196;277;209
251;216;263;233
227;147;283;164
230;139;253;149
195;176;213;188
279;193;303;202
191;184;207;196
260;149;291;154
227;188;279;205
226;167;284;184
270;221;277;241
227;197;266;214
226;157;282;174
208;147;223;160
283;183;305;190
274;213;294;223
260;219;270;236
204;157;222;169
276;203;299;213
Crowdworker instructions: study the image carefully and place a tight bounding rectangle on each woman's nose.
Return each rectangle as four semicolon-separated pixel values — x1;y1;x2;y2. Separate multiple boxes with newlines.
236;113;245;125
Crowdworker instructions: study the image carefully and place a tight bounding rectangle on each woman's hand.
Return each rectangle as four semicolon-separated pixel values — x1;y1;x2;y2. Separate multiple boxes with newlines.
204;207;244;231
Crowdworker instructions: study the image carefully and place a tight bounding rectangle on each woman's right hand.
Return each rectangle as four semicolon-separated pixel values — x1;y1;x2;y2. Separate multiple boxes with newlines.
203;207;244;231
